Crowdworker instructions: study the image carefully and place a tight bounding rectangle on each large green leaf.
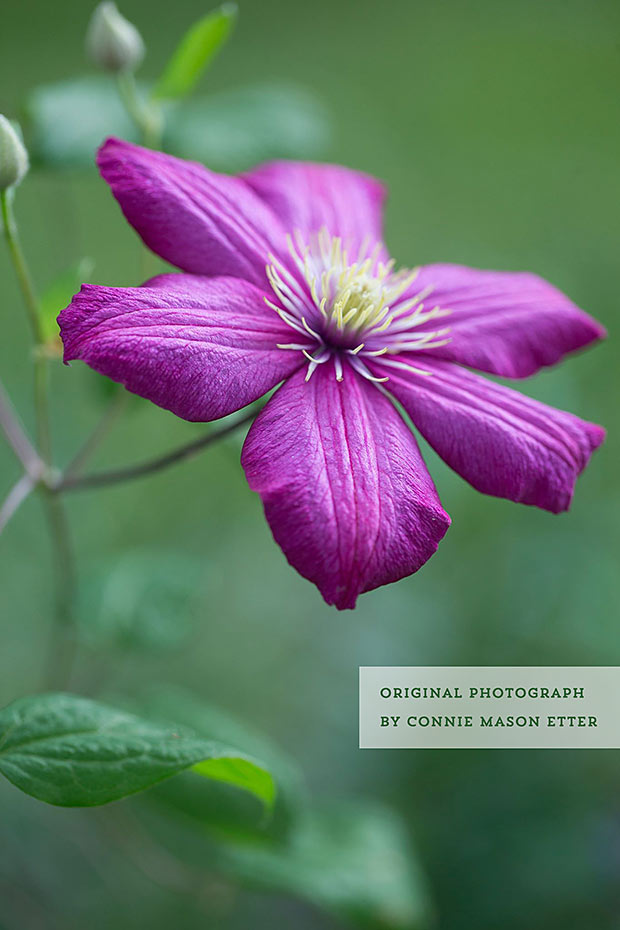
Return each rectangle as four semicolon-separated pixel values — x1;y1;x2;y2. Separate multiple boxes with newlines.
165;82;330;171
0;693;275;809
153;4;238;101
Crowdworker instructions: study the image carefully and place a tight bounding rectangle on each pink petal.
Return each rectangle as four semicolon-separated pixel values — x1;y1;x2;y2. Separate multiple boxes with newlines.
59;274;302;422
97;138;287;286
241;362;450;609
407;264;605;378
378;357;605;513
244;161;387;257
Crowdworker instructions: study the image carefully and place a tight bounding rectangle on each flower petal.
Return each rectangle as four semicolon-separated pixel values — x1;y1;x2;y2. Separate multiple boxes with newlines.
241;362;450;609
59;274;303;421
244;161;387;257
378;357;605;513
97;138;287;286
406;264;605;378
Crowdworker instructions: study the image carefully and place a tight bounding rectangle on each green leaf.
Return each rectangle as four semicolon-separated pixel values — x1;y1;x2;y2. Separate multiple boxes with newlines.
136;688;303;838
153;4;238;101
192;757;275;806
164;82;330;171
25;76;139;170
214;802;432;929
0;693;275;810
39;258;94;344
139;688;302;792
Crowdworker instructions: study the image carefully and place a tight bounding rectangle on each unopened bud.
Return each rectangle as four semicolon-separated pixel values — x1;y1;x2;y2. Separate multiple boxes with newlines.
86;2;145;73
0;116;29;191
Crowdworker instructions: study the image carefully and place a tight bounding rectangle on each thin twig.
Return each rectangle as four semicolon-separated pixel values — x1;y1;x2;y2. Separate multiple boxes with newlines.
33;347;52;462
55;407;259;493
41;488;78;689
116;72;163;149
0;473;35;533
1;189;51;460
64;388;128;479
0;378;43;477
0;190;42;343
1;187;77;689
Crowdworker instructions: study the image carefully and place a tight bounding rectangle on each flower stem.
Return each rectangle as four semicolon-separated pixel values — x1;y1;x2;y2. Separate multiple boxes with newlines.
56;406;259;493
0;376;43;477
116;72;162;149
0;474;36;534
1;190;53;459
41;486;77;688
0;190;42;344
1;188;77;686
64;387;128;479
33;348;53;462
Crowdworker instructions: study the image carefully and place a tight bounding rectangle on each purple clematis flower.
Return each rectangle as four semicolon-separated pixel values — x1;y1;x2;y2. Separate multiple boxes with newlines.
59;138;606;609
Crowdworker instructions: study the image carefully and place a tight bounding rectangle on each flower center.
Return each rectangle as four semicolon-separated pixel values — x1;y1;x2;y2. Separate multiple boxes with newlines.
265;228;451;383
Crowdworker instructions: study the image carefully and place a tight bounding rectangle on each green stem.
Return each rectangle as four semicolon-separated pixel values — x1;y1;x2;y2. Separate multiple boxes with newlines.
42;487;78;689
33;348;52;462
1;190;52;459
1;190;42;343
116;72;163;149
1;186;77;687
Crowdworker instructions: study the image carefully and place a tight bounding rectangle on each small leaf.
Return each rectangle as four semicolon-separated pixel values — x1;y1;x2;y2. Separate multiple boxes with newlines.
164;82;330;171
0;693;275;809
25;76;139;170
153;4;238;101
39;258;94;344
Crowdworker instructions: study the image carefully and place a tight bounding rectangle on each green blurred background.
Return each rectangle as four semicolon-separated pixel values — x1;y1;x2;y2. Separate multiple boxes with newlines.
1;0;619;927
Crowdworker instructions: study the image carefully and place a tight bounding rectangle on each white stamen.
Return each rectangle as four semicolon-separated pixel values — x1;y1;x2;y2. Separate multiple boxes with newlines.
305;361;319;381
378;357;435;376
348;355;390;383
264;227;451;384
301;317;323;341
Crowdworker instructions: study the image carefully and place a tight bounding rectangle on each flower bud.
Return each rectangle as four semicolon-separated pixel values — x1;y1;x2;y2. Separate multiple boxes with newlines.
0;116;29;191
86;2;145;73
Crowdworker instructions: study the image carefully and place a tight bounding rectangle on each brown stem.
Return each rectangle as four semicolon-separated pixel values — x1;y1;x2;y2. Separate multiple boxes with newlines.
64;388;128;478
55;407;258;493
0;377;44;477
0;474;36;533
